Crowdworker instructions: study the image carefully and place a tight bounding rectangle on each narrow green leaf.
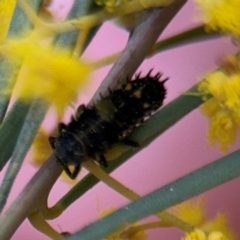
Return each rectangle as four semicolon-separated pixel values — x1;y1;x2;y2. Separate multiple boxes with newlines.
0;60;17;123
0;99;48;212
8;0;43;37
68;149;240;240
150;25;221;55
0;101;31;171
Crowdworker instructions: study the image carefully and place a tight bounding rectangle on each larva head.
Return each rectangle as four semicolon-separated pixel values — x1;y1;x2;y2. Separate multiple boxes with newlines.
49;132;85;179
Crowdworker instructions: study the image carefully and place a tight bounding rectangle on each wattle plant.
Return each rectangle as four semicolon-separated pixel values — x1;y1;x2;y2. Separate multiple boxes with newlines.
0;0;239;239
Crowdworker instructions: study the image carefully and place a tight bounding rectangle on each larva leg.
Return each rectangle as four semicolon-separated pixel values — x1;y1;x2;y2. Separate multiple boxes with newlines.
98;154;108;167
49;137;57;149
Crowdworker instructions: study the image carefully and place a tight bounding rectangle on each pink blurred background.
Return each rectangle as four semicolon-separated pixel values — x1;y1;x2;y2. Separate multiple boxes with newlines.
2;0;240;239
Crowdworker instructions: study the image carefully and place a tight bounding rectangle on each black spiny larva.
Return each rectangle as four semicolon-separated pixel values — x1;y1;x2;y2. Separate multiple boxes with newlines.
49;70;168;179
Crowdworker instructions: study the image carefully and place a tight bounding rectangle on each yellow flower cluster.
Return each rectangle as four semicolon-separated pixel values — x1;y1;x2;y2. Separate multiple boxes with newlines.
0;32;91;114
170;198;236;240
0;0;16;43
184;229;228;240
198;55;240;151
95;0;126;13
94;0;174;14
195;0;240;36
31;127;54;166
183;229;205;240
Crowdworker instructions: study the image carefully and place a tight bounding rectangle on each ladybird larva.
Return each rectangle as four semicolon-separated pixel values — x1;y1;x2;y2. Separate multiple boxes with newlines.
49;70;167;179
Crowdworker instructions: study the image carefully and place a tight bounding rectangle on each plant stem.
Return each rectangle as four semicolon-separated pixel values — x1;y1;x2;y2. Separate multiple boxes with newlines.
68;149;240;240
28;211;64;240
0;101;31;170
0;99;48;213
121;221;171;238
0;155;62;240
90;25;221;69
83;161;194;232
90;0;187;104
46;0;175;34
17;0;45;29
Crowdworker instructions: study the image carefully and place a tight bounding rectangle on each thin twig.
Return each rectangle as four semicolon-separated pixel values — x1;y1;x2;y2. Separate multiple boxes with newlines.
83;160;194;233
0;100;48;213
89;0;187;104
0;155;62;240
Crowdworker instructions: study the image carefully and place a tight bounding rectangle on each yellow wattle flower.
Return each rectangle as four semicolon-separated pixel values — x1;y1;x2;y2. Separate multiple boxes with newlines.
203;213;235;240
182;229;206;240
0;0;16;43
170;198;236;240
31;127;53;166
208;231;227;240
198;55;240;151
182;230;229;240
0;32;92;114
200;98;238;152
95;0;120;13
170;198;206;227
195;0;240;36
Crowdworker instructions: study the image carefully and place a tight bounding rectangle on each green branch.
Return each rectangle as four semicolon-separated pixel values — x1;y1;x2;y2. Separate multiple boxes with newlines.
0;99;48;212
150;25;221;55
68;149;240;239
0;101;31;170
